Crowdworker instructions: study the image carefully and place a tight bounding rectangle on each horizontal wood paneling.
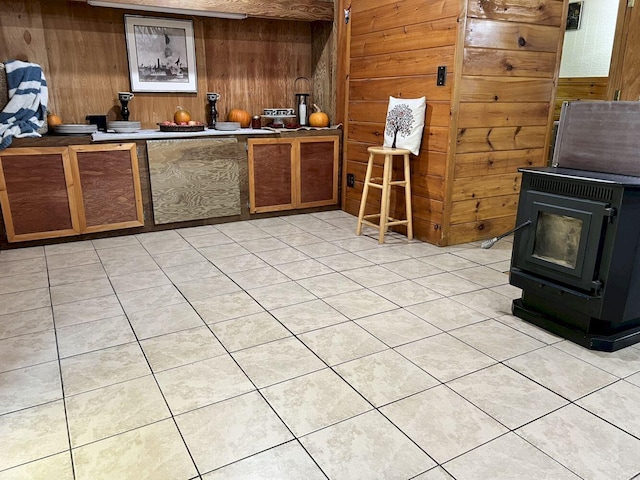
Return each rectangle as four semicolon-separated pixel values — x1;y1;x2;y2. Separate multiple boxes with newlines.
459;77;554;103
457;102;549;128
463;48;557;78
554;77;609;118
452;173;521;202
467;0;564;27
348;123;450;153
465;19;560;52
446;214;517;246
348;101;451;127
350;46;456;79
449;194;519;224
349;76;452;102
455;126;548;153
454;148;543;177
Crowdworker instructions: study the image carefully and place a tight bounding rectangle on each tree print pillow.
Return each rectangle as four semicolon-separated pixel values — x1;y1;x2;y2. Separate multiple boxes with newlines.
383;96;426;155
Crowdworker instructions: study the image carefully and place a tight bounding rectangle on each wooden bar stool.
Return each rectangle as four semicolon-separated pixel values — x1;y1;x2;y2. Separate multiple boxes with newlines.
356;146;413;244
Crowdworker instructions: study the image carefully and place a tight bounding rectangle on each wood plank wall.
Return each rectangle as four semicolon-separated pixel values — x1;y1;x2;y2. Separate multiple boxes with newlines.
0;0;331;128
342;0;459;244
444;0;567;245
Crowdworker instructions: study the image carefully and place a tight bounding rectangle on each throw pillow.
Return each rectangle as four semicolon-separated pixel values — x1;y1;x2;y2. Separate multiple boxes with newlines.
383;96;426;155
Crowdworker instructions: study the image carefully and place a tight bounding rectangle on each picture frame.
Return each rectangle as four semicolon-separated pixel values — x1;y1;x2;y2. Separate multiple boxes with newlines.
124;15;197;93
566;1;583;31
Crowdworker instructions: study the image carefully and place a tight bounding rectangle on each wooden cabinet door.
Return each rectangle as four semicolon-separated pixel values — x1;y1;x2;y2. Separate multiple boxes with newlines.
248;138;296;213
0;147;80;242
69;143;144;233
298;136;339;208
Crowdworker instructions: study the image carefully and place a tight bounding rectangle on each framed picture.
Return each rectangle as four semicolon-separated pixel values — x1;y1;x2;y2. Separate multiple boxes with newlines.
566;1;583;31
124;15;197;93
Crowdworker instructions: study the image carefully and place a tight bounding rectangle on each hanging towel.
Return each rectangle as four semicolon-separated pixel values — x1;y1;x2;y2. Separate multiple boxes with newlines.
0;60;48;151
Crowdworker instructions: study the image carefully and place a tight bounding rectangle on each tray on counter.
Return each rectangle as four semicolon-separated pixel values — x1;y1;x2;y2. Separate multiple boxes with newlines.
158;124;205;132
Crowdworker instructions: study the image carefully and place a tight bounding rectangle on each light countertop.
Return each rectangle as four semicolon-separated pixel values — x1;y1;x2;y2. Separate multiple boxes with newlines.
91;128;272;142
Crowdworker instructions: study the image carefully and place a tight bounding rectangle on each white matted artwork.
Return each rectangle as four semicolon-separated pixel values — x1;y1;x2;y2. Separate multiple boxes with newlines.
383;96;426;155
124;15;197;93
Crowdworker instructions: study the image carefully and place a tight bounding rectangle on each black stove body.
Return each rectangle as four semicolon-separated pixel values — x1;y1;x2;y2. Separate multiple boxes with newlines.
509;101;640;351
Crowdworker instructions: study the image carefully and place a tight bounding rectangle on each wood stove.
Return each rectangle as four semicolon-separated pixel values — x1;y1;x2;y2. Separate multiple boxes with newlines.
510;102;640;351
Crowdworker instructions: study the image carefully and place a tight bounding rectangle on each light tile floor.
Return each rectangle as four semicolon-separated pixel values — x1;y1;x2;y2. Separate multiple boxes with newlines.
1;211;640;479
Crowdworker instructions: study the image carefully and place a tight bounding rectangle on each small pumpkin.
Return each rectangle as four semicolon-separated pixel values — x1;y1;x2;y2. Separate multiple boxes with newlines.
309;104;329;128
47;111;62;128
228;109;251;128
174;106;191;124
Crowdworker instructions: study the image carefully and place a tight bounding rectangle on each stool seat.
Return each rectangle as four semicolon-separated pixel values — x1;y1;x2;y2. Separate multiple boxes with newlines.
356;146;413;244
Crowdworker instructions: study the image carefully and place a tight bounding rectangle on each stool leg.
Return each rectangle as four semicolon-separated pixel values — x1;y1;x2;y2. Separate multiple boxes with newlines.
378;154;392;244
356;152;375;236
403;153;413;240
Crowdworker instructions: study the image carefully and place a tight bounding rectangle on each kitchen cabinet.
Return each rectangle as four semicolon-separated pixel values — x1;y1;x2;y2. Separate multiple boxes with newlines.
248;136;339;214
0;143;143;242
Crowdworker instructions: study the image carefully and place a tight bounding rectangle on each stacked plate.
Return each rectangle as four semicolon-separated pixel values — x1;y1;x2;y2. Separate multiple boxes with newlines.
214;122;241;131
54;124;98;135
107;121;141;133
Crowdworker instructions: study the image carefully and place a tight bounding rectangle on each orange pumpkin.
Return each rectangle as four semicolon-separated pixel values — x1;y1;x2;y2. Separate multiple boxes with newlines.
47;113;62;128
228;109;251;128
309;104;329;128
174;106;191;124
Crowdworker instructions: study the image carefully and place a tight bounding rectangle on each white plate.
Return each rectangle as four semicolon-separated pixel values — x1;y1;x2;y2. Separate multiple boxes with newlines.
214;122;241;131
55;124;98;133
111;127;140;133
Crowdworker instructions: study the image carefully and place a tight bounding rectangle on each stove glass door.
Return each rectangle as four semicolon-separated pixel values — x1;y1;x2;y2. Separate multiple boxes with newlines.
532;211;583;269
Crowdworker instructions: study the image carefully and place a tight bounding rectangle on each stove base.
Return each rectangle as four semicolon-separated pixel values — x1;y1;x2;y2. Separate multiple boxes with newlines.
512;299;640;352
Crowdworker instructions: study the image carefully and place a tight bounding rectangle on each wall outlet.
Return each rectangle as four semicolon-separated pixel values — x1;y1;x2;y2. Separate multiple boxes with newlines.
346;173;355;188
437;66;446;86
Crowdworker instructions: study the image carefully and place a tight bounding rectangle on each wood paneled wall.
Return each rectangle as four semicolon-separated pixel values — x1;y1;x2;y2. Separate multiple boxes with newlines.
340;0;567;245
342;0;459;244
555;77;609;120
0;0;332;128
445;0;567;245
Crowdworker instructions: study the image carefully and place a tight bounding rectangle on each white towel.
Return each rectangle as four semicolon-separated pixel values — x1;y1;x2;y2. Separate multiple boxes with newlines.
0;60;49;150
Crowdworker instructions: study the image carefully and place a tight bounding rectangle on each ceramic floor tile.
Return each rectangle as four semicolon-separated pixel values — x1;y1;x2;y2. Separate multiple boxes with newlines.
312;227;354;242
237;237;289;253
444;433;581;480
109;268;171;294
495;314;563;344
505;346;617;401
270;299;349;334
140;237;192;255
490;282;521;298
297;272;363;298
92;235;141;250
396;333;496;383
0;329;57;373
0;246;44;263
255;247;310;266
198;243;251;262
96;244;151;263
0;361;62;415
0;451;74;480
0;257;47;278
185;231;235;249
227;265;291;290
450;289;514;318
128;303;203;339
577;380;640;438
52;295;124;328
303;314;391;363
553;339;640;378
66;375;170;447
202;440;325;480
192;291;265;324
316;252;375;272
448;364;567;429
156;354;255;415
136;230;182;244
449;319;545;361
335;349;439;407
140;326;226;372
56;315;136;358
0;307;52;340
517;404;640;480
371;280;442;307
412;467;456;480
300;410;435;480
331;236;380;253
117;284;186;316
381;385;508;464
352;247;412;265
0;271;49;295
256;224;306;237
0;400;68;471
48;263;106;287
72;419;197;480
210;253;269;274
295;242;348;258
175;391;292;473
277;232;322;246
414;272;483;296
341;265;406;287
174;225;218;238
175;275;241;302
453;247;513;265
262;368;372;436
44;240;94;256
100;254;159;277
160;261;221;284
451;266;509;288
152;248;206;269
247;281;317;310
0;288;50;316
419;253;479;271
376;259;444;281
209;311;291;352
355;309;441;347
50;277;114;306
274;258;335;280
232;337;325;388
323;289;397;320
45;250;100;270
61;342;150;396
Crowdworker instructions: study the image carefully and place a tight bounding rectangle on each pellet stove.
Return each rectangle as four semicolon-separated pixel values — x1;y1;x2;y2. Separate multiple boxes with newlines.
510;102;640;351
